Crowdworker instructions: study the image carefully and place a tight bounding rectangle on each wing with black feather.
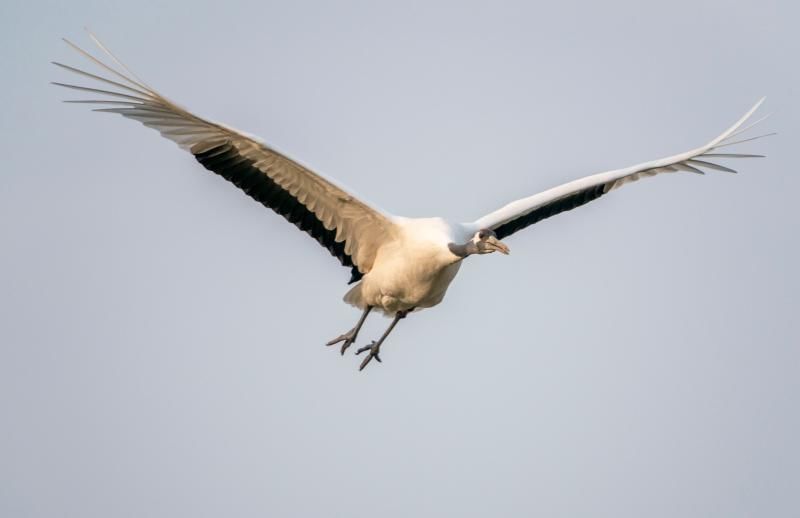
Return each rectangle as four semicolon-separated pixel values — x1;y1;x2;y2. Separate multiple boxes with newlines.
53;33;396;284
472;100;771;239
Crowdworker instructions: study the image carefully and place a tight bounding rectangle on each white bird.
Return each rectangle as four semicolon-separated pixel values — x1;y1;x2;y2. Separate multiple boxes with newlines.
53;33;772;370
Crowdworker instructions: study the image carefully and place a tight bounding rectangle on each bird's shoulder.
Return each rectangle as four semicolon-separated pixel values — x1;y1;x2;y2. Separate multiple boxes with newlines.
390;217;472;247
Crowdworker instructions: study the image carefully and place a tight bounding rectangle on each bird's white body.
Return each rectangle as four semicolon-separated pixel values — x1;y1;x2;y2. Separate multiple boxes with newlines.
344;217;472;314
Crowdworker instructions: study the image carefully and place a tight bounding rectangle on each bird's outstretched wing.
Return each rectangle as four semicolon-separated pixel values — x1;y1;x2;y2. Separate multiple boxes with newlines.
53;32;396;284
471;100;771;239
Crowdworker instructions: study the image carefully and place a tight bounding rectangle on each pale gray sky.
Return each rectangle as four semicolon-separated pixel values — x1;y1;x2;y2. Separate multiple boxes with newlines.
1;1;798;517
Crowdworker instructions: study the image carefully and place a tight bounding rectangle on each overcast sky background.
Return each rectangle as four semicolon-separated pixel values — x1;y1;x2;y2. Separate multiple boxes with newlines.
1;0;798;517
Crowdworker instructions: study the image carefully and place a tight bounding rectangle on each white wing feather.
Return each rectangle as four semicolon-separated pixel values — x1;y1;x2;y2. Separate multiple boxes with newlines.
472;99;771;235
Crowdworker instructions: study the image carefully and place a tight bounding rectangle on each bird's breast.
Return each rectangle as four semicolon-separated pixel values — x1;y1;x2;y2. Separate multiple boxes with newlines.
359;238;462;311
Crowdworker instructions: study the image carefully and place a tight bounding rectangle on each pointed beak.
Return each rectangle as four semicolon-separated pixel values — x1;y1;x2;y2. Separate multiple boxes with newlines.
486;236;510;255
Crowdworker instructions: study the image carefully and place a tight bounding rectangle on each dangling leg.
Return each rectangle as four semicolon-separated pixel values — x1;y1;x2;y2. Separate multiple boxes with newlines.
355;309;411;371
326;306;373;355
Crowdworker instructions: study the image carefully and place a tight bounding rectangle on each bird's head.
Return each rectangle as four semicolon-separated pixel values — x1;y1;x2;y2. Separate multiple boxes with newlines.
448;228;510;258
471;228;510;255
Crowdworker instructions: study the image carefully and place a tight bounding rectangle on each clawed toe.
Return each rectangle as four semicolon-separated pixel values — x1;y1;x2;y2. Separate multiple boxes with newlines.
325;332;356;355
327;307;404;370
356;341;382;370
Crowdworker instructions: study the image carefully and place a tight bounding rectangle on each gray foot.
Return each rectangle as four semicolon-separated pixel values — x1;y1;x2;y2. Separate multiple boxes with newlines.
355;341;382;370
326;330;358;355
